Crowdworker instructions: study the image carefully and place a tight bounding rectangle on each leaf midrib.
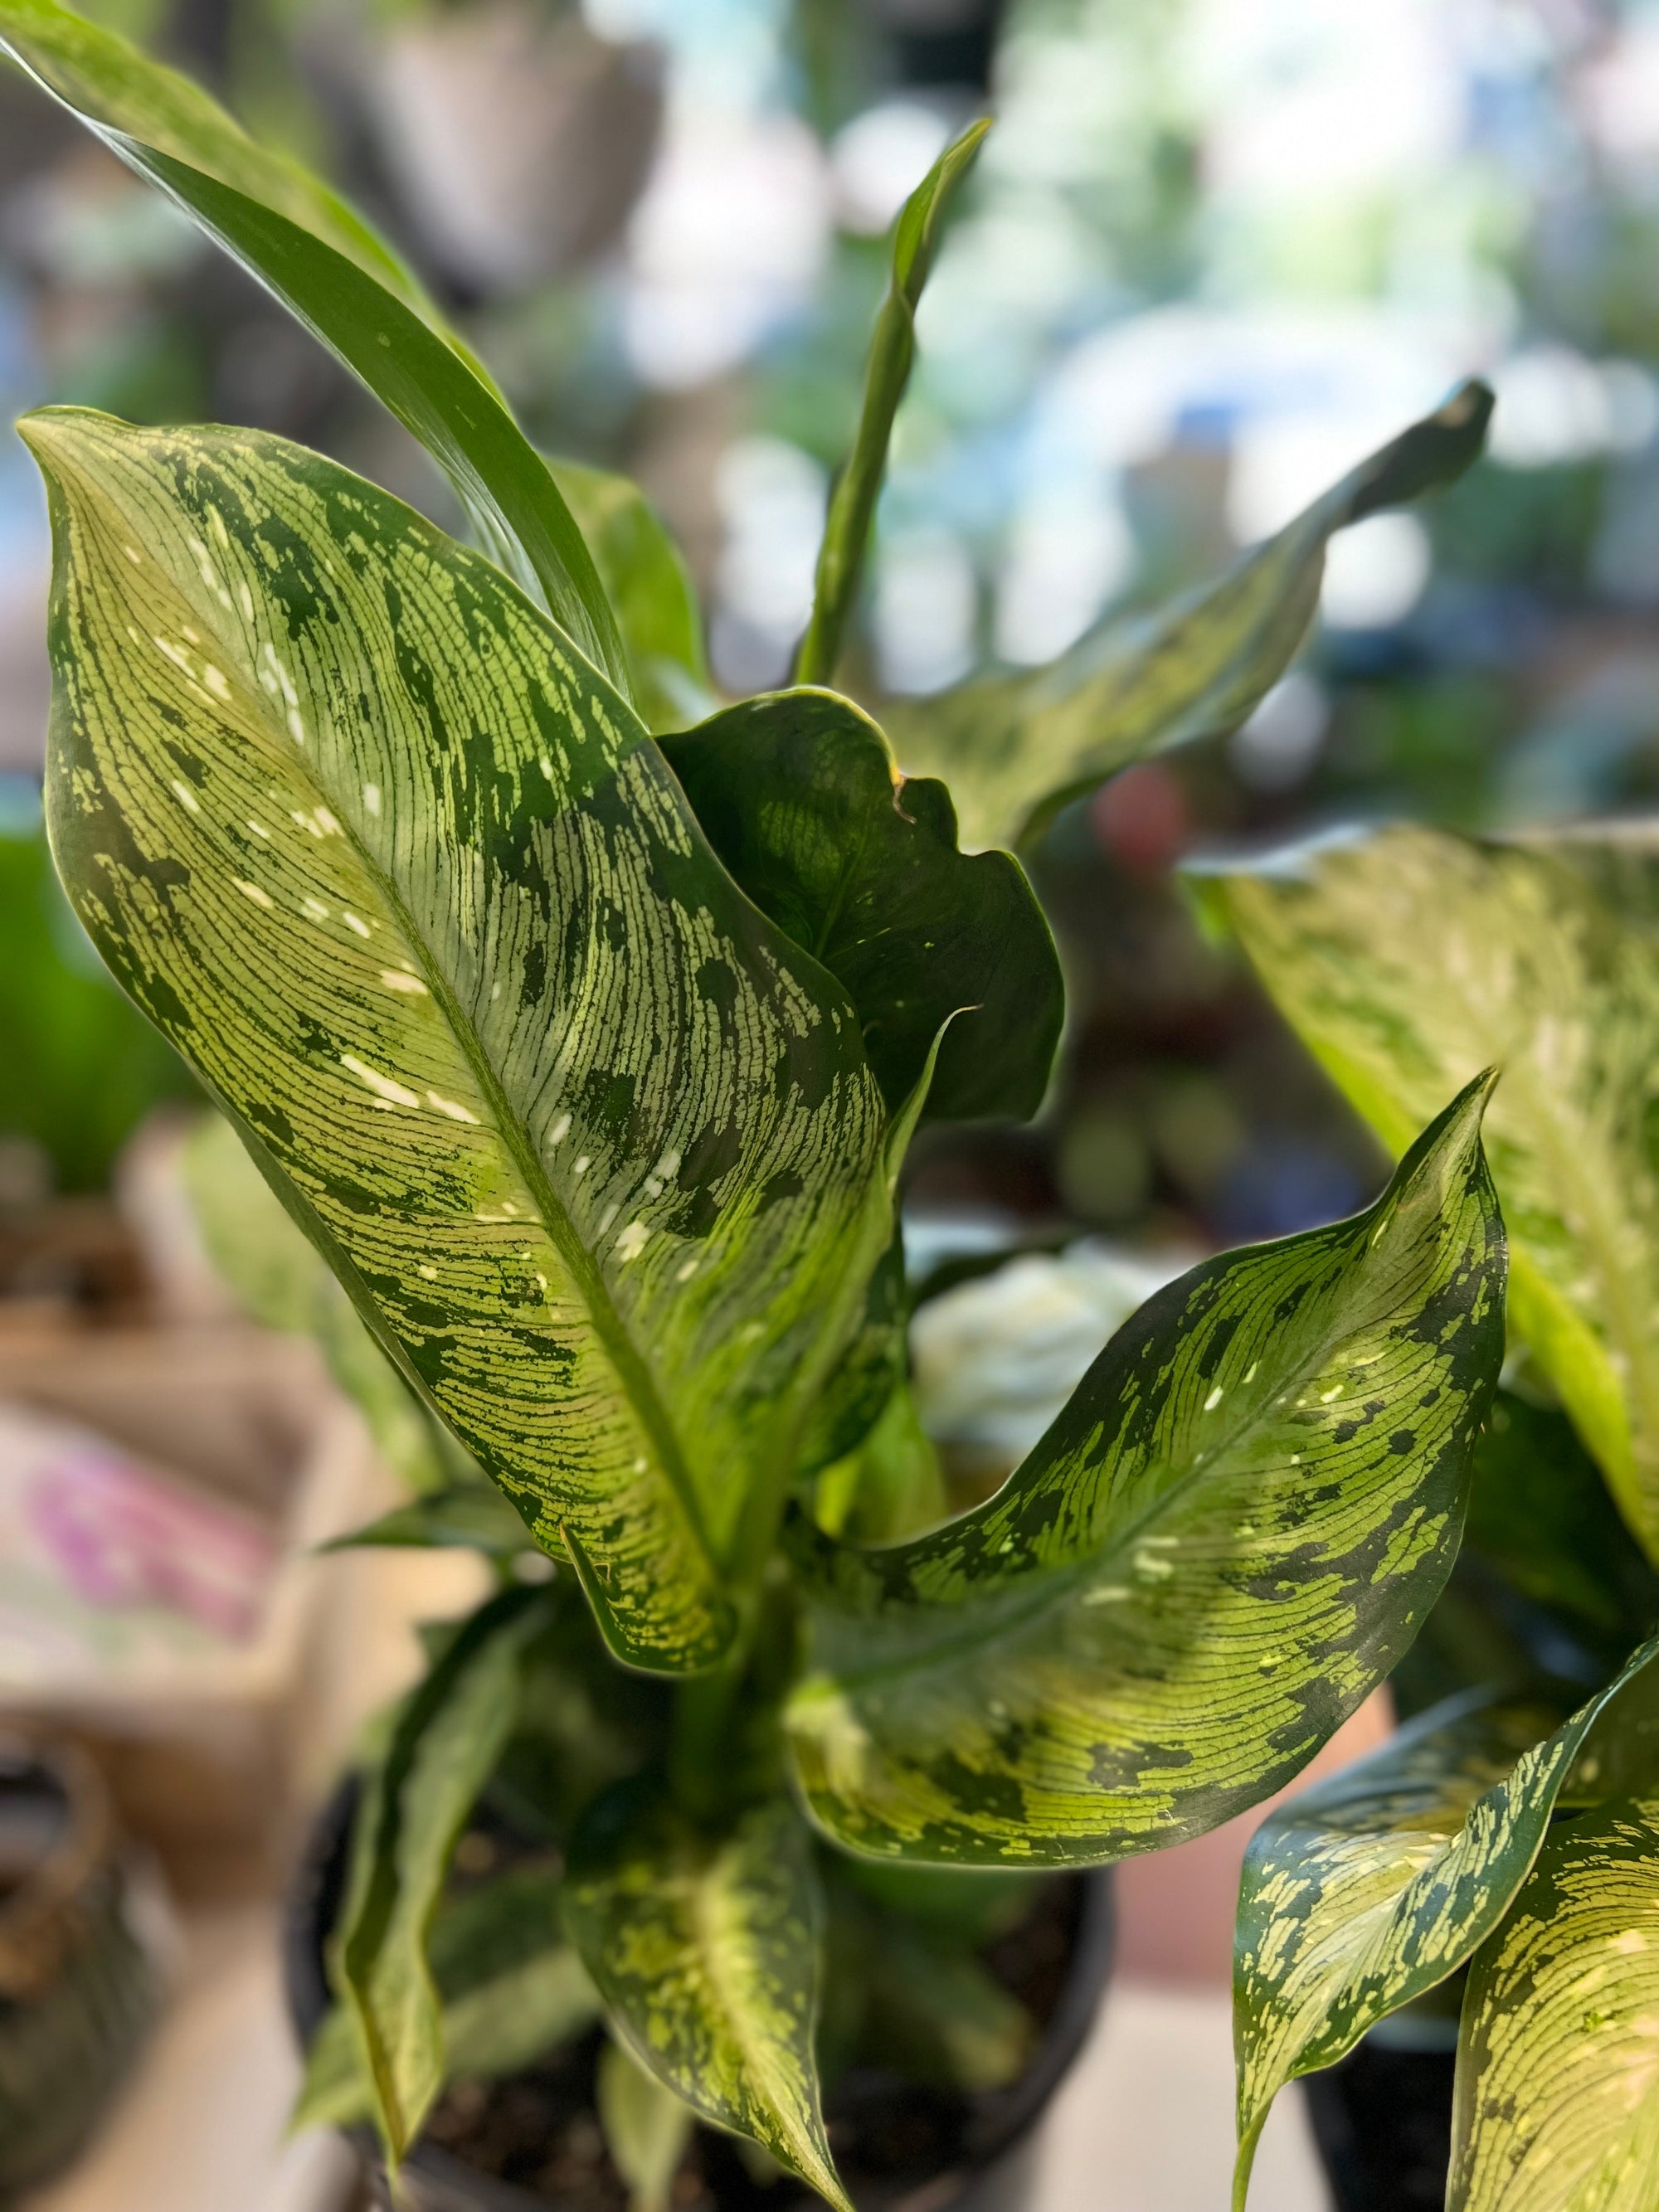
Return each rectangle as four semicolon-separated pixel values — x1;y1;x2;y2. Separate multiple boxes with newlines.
110;475;720;1583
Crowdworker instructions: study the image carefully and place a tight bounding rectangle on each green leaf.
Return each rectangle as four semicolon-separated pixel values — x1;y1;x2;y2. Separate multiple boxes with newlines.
564;1786;849;2212
338;1586;548;2164
660;689;1063;1122
320;1484;535;1557
813;1381;946;1545
793;118;990;688
596;2037;696;2212
297;1869;601;2132
888;382;1493;853
1207;823;1659;1563
187;1112;468;1494
27;409;894;1671
786;1076;1506;1866
546;456;712;736
0;0;628;690
1451;1793;1659;2210
1231;1636;1659;2208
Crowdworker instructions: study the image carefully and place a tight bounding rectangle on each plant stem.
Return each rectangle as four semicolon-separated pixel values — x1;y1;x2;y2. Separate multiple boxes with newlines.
791;119;989;690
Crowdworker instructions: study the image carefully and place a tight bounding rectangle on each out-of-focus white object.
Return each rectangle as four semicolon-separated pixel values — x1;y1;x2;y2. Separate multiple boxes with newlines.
1029;1979;1330;2212
873;525;977;694
1230;670;1329;790
830;100;954;236
1320;511;1431;630
911;1242;1191;1471
1486;346;1659;469
367;0;662;293
623;108;830;386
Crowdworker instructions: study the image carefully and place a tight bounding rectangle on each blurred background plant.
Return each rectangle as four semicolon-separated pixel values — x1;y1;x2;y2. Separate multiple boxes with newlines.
11;0;1659;1277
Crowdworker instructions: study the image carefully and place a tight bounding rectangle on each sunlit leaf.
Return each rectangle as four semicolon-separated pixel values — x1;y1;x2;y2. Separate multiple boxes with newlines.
0;0;628;688
793;119;989;688
27;409;894;1670
1232;1636;1659;2208
661;689;1063;1122
888;382;1493;853
565;1786;849;2212
1207;822;1659;1563
786;1077;1506;1865
547;456;712;735
338;1586;548;2163
597;2036;696;2212
1451;1793;1659;2210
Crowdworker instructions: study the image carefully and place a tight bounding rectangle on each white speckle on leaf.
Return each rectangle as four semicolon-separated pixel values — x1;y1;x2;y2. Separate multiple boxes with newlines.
548;1113;571;1146
676;1257;699;1281
380;968;426;994
418;1265;437;1280
122;545;142;566
341;1053;420;1108
343;912;372;939
426;1090;478;1123
362;784;382;816
202;664;231;703
247;819;271;840
1204;1385;1224;1412
615;1223;649;1262
572;1155;591;1177
303;897;329;921
233;878;274;909
170;779;201;814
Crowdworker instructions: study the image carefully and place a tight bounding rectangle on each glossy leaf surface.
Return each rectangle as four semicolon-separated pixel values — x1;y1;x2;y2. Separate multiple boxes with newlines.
786;1079;1506;1865
793;119;988;688
1232;1636;1659;2205
0;0;626;687
27;411;892;1670
1452;1794;1659;2210
547;456;712;734
888;382;1492;853
661;689;1063;1122
565;1787;849;2211
1210;824;1659;1562
339;1587;547;2162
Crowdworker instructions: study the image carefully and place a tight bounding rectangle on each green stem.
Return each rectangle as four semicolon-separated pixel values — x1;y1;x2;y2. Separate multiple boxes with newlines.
791;119;989;690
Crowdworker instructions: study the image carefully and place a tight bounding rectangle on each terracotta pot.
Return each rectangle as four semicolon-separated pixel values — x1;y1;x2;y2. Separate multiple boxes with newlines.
285;1779;1115;2212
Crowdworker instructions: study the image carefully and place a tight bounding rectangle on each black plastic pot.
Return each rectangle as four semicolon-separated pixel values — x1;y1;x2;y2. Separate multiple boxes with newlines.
1301;2042;1456;2212
286;1779;1114;2212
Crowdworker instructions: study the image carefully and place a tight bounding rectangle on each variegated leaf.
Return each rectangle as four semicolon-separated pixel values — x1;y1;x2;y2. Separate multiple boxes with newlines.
1232;1636;1659;2208
1451;1793;1659;2210
0;0;627;687
660;689;1063;1123
564;1786;849;2212
786;1077;1506;1865
1206;824;1659;1562
187;1110;471;1495
546;456;713;735
339;1586;548;2163
27;409;893;1670
886;383;1492;853
297;1867;600;2131
596;2037;696;2212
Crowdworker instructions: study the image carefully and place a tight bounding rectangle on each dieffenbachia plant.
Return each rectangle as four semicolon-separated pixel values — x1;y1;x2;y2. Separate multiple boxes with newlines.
7;4;1508;2201
1203;826;1659;2205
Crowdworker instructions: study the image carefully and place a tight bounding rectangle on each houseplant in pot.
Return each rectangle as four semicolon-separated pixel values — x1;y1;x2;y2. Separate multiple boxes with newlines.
1;5;1515;2202
1196;832;1659;2212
